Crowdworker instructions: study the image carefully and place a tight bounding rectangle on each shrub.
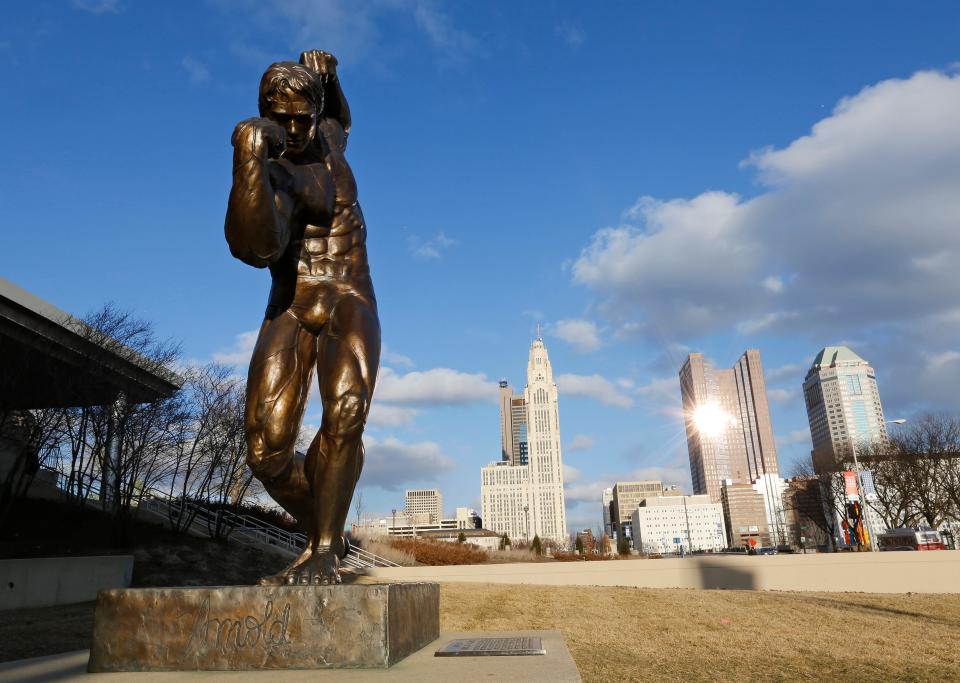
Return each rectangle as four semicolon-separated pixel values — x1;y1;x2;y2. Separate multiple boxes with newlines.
389;537;489;566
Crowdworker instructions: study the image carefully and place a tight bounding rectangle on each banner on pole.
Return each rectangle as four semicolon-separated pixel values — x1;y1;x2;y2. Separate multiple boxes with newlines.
843;471;858;498
861;469;878;502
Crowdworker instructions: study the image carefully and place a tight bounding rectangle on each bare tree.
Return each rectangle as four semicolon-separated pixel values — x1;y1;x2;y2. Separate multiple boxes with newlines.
891;414;959;528
353;487;365;527
0;408;65;525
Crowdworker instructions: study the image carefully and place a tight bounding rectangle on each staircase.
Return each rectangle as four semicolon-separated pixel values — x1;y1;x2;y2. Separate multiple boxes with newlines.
40;466;399;569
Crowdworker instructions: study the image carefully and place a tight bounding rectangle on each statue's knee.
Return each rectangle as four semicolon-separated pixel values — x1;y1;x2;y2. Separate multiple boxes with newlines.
245;423;294;480
330;392;367;438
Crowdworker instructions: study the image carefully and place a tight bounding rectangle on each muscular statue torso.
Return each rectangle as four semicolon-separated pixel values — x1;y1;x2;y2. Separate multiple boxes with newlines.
264;121;374;325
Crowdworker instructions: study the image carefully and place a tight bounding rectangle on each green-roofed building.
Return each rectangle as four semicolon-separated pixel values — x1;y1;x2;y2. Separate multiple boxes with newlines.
803;345;889;473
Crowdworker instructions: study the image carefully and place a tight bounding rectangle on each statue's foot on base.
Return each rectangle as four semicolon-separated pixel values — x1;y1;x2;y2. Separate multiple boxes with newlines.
257;545;342;586
258;546;314;586
288;549;341;585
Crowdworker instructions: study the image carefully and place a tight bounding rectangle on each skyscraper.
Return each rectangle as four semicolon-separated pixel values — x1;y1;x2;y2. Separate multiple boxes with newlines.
679;349;780;503
498;380;528;466
482;336;568;544
803;346;889;472
602;487;614;537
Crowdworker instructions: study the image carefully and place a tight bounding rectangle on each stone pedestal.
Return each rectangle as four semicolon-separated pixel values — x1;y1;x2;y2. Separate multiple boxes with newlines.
87;582;439;672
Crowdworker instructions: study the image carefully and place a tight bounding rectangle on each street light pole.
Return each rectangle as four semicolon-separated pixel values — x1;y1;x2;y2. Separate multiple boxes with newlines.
851;418;907;552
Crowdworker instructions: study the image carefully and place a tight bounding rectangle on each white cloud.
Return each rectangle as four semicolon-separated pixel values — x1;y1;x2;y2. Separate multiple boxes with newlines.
556;373;633;408
181;56;210;84
563;464;582;483
571;69;960;413
360;436;454;491
776;429;811;448
408;231;458;260
375;367;496;405
212;330;259;367
735;311;799;335
381;344;414;368
214;1;475;66
73;0;121;13
555;22;584;48
767;387;796;404
567;434;594;451
925;350;960;372
766;363;804;384
367;403;420;428
411;1;477;62
761;276;785;294
551;318;602;352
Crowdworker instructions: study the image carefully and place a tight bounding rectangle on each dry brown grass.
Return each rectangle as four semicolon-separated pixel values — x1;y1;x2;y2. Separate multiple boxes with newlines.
351;533;417;566
440;583;960;682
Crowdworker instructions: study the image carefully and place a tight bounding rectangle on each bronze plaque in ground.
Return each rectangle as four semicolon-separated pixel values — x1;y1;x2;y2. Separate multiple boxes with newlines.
435;637;547;657
87;582;439;671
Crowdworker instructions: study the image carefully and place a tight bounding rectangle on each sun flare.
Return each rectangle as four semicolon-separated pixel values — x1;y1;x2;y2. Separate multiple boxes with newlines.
692;404;732;438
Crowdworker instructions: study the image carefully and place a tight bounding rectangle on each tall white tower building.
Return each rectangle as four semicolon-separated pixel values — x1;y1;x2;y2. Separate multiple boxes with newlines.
481;337;568;545
803;346;889;472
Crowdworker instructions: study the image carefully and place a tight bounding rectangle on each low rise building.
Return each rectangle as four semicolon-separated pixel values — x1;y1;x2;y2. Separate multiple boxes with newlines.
405;488;443;524
611;480;664;541
631;495;726;554
418;528;503;550
353;507;480;538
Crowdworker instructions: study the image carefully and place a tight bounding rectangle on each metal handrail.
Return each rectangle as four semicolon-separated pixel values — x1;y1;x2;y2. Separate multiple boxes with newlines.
38;464;399;567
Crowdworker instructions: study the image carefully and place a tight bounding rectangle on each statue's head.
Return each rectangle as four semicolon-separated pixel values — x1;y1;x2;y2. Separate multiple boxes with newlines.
258;62;325;158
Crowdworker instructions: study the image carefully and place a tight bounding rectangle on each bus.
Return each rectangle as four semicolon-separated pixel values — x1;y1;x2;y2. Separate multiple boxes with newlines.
877;528;945;551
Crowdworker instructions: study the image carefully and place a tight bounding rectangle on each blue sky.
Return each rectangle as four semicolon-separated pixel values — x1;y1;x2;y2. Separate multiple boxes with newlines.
4;2;960;533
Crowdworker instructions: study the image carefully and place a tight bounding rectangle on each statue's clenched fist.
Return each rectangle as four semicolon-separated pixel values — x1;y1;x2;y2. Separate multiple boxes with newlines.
300;49;338;83
232;117;286;160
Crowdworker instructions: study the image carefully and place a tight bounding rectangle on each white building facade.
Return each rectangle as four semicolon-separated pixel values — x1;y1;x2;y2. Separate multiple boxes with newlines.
630;495;727;554
481;337;567;544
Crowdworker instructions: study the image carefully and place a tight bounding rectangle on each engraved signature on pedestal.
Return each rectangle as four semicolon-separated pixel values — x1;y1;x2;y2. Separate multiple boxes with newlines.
184;598;292;656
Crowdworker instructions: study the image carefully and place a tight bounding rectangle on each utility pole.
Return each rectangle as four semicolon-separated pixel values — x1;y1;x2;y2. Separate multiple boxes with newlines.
682;495;693;554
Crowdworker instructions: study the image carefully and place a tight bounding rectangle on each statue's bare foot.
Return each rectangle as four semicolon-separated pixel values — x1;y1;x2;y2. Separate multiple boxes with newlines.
284;548;341;585
257;546;314;586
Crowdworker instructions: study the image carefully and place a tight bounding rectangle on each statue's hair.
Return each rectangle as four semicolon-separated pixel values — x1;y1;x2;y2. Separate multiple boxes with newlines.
258;62;325;116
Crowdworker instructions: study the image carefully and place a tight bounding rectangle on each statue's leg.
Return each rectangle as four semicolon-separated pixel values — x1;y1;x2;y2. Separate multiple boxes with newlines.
245;312;317;535
299;295;380;584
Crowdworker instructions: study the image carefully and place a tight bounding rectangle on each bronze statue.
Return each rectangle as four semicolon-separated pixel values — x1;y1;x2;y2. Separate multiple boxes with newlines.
225;50;379;585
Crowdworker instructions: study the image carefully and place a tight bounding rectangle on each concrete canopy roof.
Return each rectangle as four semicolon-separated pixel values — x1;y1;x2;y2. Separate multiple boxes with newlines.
0;277;182;409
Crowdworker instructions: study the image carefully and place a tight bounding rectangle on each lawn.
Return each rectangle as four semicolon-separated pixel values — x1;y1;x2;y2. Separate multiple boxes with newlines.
5;583;956;682
440;583;960;682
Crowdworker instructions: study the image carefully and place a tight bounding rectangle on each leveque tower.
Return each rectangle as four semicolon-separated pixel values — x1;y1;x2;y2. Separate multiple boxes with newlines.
481;337;568;545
